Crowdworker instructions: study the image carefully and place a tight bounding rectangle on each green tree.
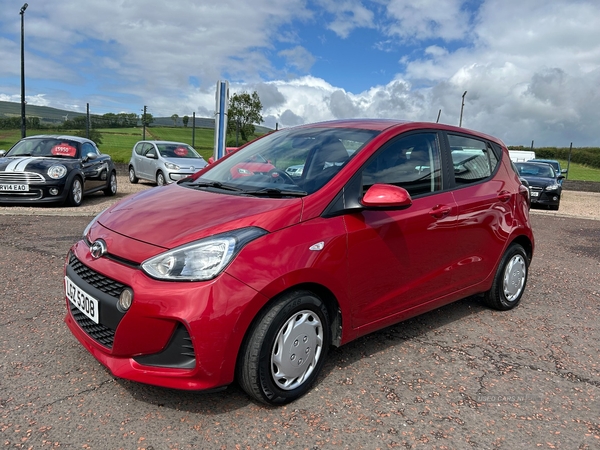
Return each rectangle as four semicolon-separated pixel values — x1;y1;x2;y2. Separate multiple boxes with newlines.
227;91;263;142
171;114;179;126
141;112;154;127
182;115;189;127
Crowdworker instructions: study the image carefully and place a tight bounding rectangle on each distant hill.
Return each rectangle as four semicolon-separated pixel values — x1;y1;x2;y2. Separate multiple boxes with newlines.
0;100;273;133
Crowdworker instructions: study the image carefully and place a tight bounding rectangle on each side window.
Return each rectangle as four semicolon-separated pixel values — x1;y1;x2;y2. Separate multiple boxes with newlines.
362;133;442;197
81;142;98;156
449;135;498;185
134;143;145;156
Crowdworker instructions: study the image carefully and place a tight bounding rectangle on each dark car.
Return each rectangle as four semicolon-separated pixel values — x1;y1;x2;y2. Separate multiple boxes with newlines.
0;135;117;206
529;158;567;184
514;161;563;210
64;119;533;405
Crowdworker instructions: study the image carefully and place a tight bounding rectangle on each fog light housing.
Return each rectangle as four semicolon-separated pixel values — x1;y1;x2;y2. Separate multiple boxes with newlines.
49;188;59;195
118;288;134;311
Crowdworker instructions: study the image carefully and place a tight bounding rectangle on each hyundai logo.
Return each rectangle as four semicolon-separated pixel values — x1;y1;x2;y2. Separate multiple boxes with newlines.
90;239;107;259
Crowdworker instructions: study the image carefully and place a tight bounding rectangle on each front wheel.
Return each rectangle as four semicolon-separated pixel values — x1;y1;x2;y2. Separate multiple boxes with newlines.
156;171;166;186
484;243;529;310
237;290;331;405
66;177;83;207
104;171;117;196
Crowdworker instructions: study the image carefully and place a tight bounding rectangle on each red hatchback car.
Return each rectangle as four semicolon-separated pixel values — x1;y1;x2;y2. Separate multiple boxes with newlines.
64;119;534;405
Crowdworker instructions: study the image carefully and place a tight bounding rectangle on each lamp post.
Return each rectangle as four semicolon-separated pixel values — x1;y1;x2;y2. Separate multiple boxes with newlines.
20;3;28;138
459;90;467;127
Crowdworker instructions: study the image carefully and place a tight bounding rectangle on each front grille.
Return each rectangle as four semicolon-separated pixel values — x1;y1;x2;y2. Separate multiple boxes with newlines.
529;186;543;193
69;303;115;348
0;172;45;183
69;253;126;297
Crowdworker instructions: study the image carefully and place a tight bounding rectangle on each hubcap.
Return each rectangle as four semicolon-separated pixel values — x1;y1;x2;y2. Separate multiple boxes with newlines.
129;169;135;181
271;310;323;391
73;180;82;204
110;174;117;193
503;254;526;302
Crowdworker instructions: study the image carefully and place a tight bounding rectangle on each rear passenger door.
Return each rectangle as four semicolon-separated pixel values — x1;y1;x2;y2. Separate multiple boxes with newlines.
446;133;509;289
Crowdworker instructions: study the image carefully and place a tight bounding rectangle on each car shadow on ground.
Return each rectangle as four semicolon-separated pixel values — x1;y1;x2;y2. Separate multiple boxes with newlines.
111;294;488;413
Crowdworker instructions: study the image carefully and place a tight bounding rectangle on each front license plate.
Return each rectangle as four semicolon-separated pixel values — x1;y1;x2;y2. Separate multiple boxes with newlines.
0;183;28;192
65;276;99;324
530;191;539;197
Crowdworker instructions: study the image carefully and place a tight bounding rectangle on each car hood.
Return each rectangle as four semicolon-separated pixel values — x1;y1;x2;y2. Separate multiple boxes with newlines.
0;156;75;173
97;183;303;248
162;157;207;170
520;175;558;187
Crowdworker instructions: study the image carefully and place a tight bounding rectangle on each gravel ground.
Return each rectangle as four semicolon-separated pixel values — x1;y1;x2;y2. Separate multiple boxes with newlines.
1;174;599;220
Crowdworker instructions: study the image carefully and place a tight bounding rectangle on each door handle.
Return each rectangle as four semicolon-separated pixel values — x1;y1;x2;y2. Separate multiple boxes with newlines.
429;205;451;219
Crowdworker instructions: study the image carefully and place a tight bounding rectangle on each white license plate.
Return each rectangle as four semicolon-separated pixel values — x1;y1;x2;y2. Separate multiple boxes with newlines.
0;184;28;192
530;191;539;197
65;276;99;324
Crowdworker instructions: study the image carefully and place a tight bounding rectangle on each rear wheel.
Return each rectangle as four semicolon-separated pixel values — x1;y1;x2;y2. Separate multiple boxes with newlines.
104;171;117;196
156;171;166;186
484;243;528;310
237;290;331;405
66;177;83;207
128;166;138;184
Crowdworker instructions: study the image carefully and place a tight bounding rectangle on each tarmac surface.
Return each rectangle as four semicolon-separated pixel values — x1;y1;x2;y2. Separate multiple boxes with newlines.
0;186;599;449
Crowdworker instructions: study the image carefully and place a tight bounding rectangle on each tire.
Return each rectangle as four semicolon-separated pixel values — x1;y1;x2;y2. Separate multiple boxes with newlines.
104;171;117;196
66;177;83;207
128;166;139;184
237;290;331;405
156;171;166;186
484;243;528;311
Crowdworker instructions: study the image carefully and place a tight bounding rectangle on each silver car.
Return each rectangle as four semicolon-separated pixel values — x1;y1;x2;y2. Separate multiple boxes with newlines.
128;141;208;185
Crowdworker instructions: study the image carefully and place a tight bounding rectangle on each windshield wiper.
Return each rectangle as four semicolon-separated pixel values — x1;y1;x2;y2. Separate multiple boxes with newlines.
243;187;308;197
190;180;245;192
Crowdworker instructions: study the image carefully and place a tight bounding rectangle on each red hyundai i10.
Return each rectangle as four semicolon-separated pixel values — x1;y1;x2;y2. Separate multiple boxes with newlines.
64;119;534;405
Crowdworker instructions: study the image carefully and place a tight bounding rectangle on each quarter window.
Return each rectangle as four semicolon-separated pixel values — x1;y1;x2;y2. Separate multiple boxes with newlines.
449;135;498;185
362;133;442;197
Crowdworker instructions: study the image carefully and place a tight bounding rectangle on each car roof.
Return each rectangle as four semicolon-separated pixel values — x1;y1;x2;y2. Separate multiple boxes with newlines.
290;119;506;146
22;134;95;144
137;140;191;145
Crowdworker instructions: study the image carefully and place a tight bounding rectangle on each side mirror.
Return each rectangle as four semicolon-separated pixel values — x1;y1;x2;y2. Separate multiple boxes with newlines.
0;150;6;157
83;152;98;162
361;184;412;209
146;151;156;159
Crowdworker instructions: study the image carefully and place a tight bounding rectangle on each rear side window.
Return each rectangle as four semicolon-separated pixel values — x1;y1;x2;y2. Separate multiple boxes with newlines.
134;143;145;156
449;135;498;185
362;132;442;197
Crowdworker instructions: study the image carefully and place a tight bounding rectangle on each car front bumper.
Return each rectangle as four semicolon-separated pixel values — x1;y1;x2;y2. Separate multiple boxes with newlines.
64;239;265;391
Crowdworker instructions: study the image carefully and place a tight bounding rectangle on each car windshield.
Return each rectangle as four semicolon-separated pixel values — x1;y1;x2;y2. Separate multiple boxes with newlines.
7;138;81;159
157;144;201;159
515;163;556;178
183;126;380;196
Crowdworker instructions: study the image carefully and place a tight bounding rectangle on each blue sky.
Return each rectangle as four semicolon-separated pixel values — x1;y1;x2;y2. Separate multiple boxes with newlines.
1;0;600;146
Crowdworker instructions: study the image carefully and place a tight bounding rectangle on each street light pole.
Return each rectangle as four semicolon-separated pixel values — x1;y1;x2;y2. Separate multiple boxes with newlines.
459;90;467;127
20;3;28;138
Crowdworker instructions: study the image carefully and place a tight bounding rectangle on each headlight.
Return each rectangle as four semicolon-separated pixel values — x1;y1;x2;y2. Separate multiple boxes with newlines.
545;183;560;191
141;227;267;281
165;162;180;170
47;164;67;179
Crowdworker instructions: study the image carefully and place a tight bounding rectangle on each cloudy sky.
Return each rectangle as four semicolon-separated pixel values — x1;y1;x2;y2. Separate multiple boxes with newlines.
1;0;599;146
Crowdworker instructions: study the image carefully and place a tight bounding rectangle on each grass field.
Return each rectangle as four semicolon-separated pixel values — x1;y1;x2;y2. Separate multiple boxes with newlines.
1;128;600;181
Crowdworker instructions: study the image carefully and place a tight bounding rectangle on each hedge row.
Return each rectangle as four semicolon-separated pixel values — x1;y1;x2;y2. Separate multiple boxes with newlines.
508;146;600;169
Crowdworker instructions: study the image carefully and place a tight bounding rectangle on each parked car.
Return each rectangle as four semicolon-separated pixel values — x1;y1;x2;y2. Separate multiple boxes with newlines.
285;164;304;178
64;119;534;405
0;135;117;206
128;141;207;185
514;161;563;210
529;158;567;184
